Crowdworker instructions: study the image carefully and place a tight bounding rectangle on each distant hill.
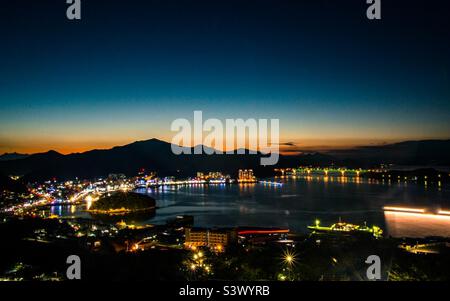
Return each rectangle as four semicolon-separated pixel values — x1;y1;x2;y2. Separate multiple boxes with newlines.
0;139;449;182
0;153;29;161
90;192;156;213
327;140;450;167
0;139;334;181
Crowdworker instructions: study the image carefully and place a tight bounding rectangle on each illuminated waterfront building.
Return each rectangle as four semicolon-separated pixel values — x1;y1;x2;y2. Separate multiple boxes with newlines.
208;171;223;179
185;227;237;251
196;171;225;180
238;169;256;183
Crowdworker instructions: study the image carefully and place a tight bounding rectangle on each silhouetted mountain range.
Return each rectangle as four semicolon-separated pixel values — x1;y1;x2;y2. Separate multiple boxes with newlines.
0;139;449;182
0;152;29;161
327;139;450;167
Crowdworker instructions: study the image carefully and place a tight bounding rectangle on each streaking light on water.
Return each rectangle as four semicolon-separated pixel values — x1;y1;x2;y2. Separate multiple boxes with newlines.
384;210;450;238
383;206;425;213
385;210;450;220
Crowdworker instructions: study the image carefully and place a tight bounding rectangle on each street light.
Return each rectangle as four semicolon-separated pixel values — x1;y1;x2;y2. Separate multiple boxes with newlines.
282;249;297;267
281;249;298;281
285;255;293;264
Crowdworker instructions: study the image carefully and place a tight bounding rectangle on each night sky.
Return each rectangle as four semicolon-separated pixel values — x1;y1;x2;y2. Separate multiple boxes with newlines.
1;0;450;154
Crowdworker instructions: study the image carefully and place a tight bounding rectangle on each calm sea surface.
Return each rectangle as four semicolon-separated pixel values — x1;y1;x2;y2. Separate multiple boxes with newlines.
47;176;450;238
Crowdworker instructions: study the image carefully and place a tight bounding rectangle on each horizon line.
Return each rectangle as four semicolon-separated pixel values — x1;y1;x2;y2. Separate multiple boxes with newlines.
2;137;450;157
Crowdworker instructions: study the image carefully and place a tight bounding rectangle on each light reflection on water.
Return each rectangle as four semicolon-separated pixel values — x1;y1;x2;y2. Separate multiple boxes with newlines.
384;211;450;238
46;177;450;237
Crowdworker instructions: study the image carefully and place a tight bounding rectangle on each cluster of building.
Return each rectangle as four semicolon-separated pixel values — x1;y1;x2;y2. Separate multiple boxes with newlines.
196;171;231;184
1;174;136;214
1;168;263;223
184;226;290;252
134;169;258;188
237;169;257;183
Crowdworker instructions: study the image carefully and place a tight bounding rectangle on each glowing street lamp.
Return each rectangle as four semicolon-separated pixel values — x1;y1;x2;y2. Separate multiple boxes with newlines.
285;255;293;264
282;249;297;267
281;248;298;281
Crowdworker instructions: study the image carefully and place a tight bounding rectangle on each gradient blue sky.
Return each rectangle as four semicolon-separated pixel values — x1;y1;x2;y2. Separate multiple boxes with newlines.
1;0;450;154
